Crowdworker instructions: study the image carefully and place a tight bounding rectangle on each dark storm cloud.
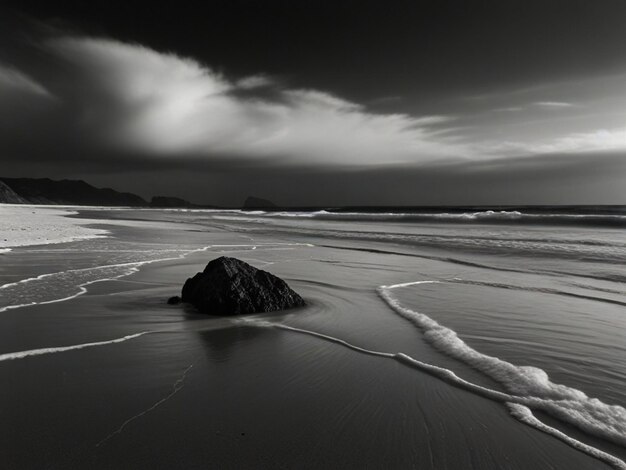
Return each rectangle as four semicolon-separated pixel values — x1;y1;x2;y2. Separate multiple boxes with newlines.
7;1;626;103
0;2;625;205
0;36;464;170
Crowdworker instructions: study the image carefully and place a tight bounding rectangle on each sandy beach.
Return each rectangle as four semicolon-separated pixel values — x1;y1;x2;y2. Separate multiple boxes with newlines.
1;206;625;469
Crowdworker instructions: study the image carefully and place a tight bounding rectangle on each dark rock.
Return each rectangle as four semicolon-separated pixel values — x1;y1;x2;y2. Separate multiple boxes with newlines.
242;196;277;209
181;257;305;315
167;296;182;305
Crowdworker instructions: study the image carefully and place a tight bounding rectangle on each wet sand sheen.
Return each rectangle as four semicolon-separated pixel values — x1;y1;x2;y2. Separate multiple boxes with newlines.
0;208;624;468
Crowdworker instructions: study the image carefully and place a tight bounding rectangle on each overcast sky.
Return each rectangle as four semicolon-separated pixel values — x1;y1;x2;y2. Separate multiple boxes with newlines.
1;1;625;206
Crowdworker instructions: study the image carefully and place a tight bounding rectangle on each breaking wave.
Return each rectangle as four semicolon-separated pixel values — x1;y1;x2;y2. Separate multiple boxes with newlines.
233;209;626;227
378;280;626;449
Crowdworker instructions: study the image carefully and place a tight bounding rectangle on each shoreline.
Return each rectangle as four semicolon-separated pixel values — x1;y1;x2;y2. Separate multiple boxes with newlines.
0;207;624;468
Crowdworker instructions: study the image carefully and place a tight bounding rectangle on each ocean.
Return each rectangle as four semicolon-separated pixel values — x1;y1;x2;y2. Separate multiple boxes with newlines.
0;205;624;469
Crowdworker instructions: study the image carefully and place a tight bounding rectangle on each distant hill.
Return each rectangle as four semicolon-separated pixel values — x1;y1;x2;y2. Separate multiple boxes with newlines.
0;180;29;204
150;196;196;208
0;177;147;206
243;196;277;209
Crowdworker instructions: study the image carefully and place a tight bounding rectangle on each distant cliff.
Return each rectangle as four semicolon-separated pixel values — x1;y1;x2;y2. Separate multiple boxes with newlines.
0;177;147;206
243;196;277;209
0;181;29;204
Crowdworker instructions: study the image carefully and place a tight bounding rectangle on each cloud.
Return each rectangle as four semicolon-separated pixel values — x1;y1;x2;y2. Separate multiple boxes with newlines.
0;63;51;97
478;127;626;156
525;128;626;154
492;106;524;113
492;101;574;113
236;75;274;89
31;36;465;167
1;34;624;179
533;101;574;108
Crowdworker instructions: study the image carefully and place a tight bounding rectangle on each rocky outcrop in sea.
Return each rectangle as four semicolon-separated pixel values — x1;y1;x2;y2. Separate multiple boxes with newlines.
179;257;305;315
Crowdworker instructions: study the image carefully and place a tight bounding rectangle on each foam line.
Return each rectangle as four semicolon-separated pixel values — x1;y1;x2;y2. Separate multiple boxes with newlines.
1;261;161;291
212;208;626;227
243;320;626;469
0;268;141;313
378;281;626;448
251;320;396;359
0;332;148;362
245;320;512;401
0;243;312;291
381;280;439;289
508;404;626;470
0;242;314;313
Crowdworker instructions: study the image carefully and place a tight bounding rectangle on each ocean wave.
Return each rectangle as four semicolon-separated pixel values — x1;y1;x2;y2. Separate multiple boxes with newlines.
378;280;626;449
226;209;626;227
214;212;625;266
241;319;626;469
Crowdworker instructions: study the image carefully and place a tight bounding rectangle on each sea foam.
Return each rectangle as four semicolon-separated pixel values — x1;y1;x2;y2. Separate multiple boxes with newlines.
0;243;313;313
0;332;148;362
212;208;626;227
378;281;626;448
240;318;626;469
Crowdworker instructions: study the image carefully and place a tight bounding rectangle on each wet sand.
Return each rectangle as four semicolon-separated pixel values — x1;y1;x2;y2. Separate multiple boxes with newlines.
0;209;622;469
